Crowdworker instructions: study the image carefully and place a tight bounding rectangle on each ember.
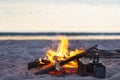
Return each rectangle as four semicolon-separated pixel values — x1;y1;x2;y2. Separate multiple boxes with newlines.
49;68;78;75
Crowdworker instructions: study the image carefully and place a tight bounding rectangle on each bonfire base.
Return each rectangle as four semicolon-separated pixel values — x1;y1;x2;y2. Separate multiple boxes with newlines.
49;68;78;75
34;52;85;75
28;45;108;78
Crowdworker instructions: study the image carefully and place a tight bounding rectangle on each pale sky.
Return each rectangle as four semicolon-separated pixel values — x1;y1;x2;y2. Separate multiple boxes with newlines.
0;0;120;32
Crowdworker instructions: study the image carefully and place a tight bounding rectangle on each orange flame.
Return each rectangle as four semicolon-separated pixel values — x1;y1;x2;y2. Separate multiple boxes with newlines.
40;36;84;68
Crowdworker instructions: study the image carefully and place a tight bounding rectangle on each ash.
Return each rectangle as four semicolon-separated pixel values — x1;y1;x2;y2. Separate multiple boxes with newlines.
0;40;120;80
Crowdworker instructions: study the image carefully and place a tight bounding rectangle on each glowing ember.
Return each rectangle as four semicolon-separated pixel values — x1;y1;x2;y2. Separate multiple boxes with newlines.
39;36;84;68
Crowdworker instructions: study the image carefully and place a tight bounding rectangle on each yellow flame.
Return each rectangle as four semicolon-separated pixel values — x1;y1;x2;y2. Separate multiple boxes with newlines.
39;58;45;64
40;36;84;68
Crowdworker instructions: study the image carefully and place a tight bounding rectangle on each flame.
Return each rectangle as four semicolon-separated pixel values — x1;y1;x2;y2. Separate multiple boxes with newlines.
39;36;84;68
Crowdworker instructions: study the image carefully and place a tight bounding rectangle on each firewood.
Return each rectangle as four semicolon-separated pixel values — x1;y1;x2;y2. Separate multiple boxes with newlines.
28;59;50;70
34;45;99;75
34;52;85;75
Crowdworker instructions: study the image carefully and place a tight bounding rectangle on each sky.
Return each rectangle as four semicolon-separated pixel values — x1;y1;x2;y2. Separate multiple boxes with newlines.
0;0;120;32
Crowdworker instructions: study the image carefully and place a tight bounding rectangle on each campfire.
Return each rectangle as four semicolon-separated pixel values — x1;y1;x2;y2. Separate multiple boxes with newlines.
28;36;106;78
39;36;84;69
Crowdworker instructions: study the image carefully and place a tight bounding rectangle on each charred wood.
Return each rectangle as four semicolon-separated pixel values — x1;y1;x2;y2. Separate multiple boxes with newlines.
35;52;85;75
28;59;50;70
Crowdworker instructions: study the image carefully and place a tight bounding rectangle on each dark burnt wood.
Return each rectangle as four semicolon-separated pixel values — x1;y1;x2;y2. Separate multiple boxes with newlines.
28;59;50;70
35;52;85;75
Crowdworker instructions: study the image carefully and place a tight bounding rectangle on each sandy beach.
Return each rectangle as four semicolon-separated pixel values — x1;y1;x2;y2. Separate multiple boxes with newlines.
0;36;120;80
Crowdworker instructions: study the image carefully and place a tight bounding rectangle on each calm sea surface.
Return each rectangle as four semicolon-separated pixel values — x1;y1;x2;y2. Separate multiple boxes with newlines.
0;32;120;40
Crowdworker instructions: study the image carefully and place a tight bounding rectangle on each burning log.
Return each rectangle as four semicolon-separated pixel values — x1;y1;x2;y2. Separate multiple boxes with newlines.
29;45;98;74
35;52;85;75
28;59;50;70
28;45;96;70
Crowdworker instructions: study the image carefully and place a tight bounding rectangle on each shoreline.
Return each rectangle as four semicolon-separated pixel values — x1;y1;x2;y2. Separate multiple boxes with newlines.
0;35;120;40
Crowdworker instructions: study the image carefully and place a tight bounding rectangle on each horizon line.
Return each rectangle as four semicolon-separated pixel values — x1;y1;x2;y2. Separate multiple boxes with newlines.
0;32;120;36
